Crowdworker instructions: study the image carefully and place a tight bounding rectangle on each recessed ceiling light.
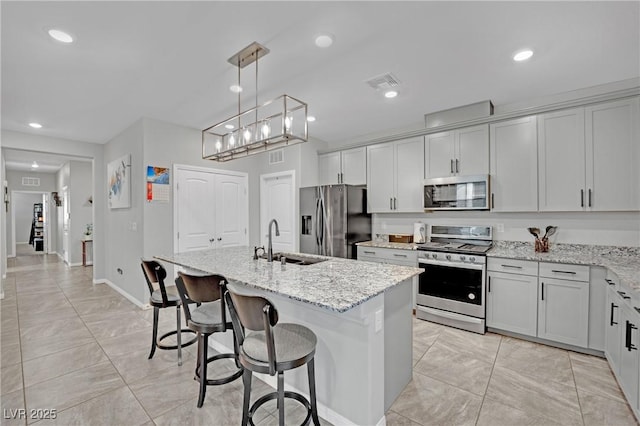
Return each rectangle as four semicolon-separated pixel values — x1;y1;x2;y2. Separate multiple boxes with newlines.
384;90;398;98
307;116;316;122
315;34;334;48
513;49;534;62
31;161;39;169
29;122;43;129
229;85;243;93
225;124;235;130
48;29;74;43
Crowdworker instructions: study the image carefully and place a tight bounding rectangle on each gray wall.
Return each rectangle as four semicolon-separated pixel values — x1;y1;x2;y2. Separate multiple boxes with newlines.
69;161;93;265
13;193;43;243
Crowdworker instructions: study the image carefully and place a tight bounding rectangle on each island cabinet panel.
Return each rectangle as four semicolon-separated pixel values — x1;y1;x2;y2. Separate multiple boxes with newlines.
586;97;640;211
489;116;538;212
486;270;538;337
537;276;589;348
367;138;424;213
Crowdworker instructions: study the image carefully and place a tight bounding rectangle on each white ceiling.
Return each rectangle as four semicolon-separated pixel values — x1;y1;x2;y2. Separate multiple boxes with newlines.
2;1;639;153
3;149;90;173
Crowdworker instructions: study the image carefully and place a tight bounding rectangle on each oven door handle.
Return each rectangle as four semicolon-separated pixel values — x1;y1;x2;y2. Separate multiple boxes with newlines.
418;259;485;271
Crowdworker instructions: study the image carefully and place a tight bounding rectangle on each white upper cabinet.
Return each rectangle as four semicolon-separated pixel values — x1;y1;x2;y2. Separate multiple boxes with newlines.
586;97;640;211
318;147;367;185
538;108;586;211
425;124;489;178
539;98;640;212
367;138;424;213
318;152;341;185
490;116;538;212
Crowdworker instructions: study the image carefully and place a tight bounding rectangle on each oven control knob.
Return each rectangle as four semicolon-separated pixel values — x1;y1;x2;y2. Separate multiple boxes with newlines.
446;255;452;260
432;253;438;259
469;257;476;263
460;256;466;262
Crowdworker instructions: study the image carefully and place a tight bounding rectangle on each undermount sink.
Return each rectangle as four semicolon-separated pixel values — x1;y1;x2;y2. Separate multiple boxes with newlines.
259;252;327;266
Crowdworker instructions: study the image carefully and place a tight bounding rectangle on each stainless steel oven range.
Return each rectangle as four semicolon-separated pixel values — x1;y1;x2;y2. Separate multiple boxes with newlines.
415;225;493;334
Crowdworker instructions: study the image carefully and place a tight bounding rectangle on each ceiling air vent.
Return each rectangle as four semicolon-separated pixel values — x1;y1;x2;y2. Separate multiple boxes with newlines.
22;177;40;187
268;149;284;165
365;72;401;91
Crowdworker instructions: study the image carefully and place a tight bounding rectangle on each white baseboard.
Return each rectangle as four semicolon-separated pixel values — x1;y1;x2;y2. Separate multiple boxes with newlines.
94;278;146;309
67;262;83;267
206;340;374;426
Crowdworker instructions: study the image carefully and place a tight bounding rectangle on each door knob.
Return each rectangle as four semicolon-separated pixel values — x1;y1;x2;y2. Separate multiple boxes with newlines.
217;237;222;241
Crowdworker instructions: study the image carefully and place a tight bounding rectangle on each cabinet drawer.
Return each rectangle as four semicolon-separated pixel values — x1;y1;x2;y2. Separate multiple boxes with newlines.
357;246;417;264
487;258;538;276
539;262;589;282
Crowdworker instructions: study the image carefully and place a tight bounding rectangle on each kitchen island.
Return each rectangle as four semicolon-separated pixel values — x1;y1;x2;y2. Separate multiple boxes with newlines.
156;246;423;426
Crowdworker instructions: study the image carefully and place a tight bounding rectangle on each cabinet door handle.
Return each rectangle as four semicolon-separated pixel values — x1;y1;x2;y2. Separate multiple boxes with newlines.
551;270;576;275
217;237;222;241
209;238;215;243
626;321;638;351
541;282;544;301
588;189;592;207
635;307;640;315
393;253;407;258
501;264;523;269
491;193;495;209
390;198;393;210
455;159;459;174
363;250;376;255
341;173;344;183
337;173;341;183
450;159;454;174
488;276;491;293
610;303;618;326
605;278;616;286
580;189;584;208
618;291;631;300
394;197;397;210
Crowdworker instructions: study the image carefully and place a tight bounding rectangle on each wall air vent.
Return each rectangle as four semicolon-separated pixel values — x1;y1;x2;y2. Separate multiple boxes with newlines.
22;177;40;187
365;72;401;91
269;149;284;165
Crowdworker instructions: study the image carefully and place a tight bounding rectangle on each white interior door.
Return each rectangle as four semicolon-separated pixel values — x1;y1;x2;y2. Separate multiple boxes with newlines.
176;169;216;252
260;171;295;253
215;174;248;247
62;187;69;262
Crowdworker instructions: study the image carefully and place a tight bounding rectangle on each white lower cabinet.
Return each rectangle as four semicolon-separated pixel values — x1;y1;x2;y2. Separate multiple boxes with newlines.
605;284;623;371
487;258;590;348
619;302;640;411
538;276;589;347
486;268;538;337
357;246;418;308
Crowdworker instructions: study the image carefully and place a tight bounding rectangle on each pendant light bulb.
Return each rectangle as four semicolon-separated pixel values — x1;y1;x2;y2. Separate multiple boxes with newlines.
215;140;222;152
243;128;252;143
284;115;293;133
261;121;271;139
229;133;235;147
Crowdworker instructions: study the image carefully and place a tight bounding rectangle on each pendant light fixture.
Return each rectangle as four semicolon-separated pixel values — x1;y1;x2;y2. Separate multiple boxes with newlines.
202;42;308;162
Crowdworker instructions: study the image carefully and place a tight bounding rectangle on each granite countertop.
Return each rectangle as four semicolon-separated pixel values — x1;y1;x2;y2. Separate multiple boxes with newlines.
356;241;417;251
357;239;639;291
488;241;640;291
156;246;423;313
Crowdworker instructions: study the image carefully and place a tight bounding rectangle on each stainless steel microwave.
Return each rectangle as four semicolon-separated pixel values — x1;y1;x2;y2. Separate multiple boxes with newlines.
423;175;490;211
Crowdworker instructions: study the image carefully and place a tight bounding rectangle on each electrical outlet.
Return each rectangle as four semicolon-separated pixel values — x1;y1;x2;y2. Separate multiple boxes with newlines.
496;223;504;233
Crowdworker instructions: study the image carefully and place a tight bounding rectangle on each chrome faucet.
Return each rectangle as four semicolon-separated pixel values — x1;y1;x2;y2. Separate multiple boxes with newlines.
267;219;280;262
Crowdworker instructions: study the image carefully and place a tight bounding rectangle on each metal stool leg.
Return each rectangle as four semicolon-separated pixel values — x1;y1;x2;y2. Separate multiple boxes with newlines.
278;371;285;426
197;334;208;408
149;306;159;359
176;305;182;366
241;368;252;426
308;358;321;426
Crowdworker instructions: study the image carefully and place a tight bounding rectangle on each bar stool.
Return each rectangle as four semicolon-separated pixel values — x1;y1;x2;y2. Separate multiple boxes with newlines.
141;260;196;366
175;271;243;408
225;285;321;426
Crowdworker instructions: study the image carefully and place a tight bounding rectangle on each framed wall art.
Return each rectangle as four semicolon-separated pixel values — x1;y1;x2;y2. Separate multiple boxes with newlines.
107;154;131;209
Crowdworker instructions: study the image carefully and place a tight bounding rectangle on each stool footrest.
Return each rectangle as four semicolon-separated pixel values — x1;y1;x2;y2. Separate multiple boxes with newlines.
156;329;197;351
194;353;243;386
248;390;312;426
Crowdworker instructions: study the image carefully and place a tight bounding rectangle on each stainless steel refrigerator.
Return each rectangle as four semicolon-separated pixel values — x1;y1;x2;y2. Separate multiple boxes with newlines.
299;184;371;259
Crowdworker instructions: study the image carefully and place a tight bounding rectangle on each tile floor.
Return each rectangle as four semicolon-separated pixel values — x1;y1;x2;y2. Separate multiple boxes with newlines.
1;244;638;425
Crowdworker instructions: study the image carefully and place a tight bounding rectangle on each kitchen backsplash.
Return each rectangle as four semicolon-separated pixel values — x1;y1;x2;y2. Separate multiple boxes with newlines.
372;211;640;247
